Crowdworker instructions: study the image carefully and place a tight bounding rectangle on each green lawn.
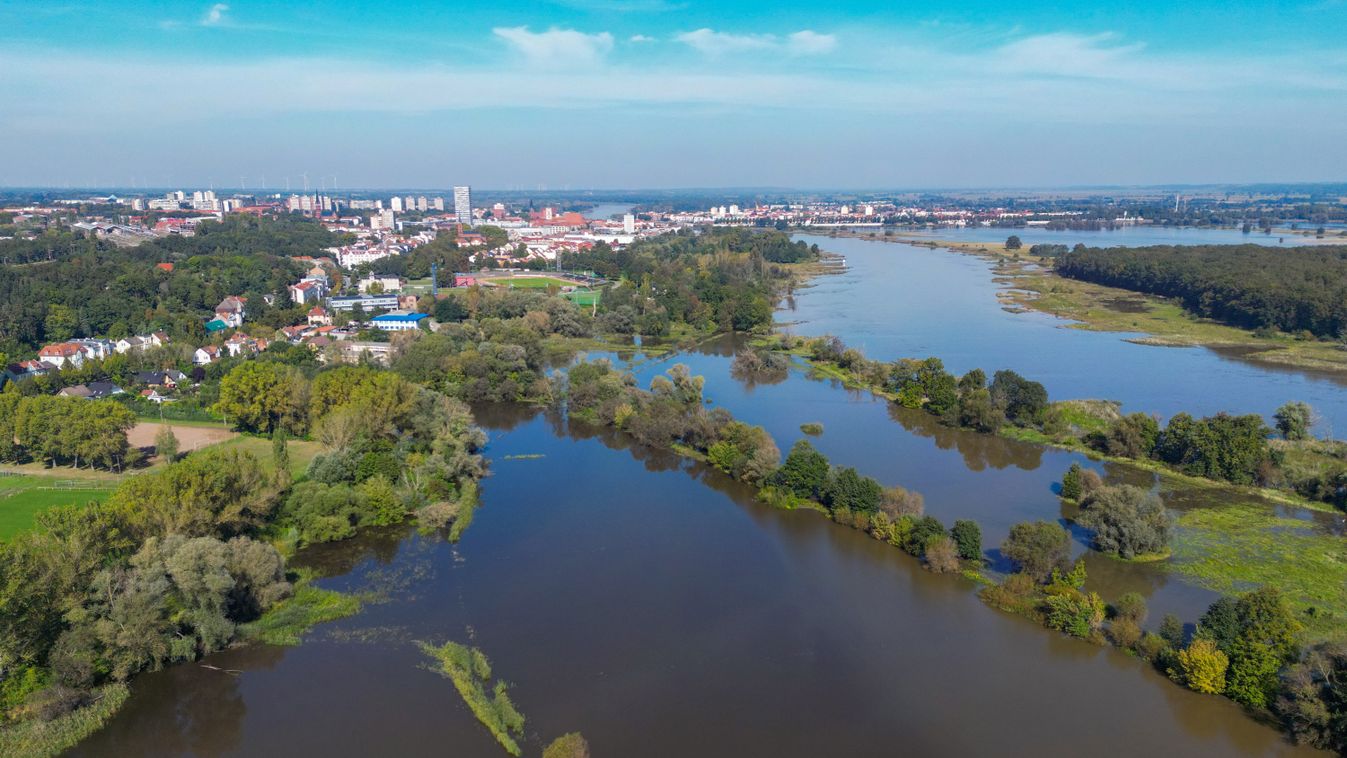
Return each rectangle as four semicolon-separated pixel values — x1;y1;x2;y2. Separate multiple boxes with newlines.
563;289;600;307
207;436;324;477
0;475;116;541
491;276;575;289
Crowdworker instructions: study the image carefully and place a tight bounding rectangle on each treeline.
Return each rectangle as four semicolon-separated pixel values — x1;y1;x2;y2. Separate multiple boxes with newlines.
560;227;817;334
0;393;138;470
0;216;343;356
558;360;982;573
790;335;1318;503
1054;244;1347;338
0;360;485;752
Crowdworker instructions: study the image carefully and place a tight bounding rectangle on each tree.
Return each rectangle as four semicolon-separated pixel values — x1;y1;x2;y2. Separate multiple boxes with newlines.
1005;235;1022;250
1274;401;1313;441
1154;412;1272;485
1200;587;1303;708
823;467;882;513
1159;613;1186;650
1002;520;1071;581
44;304;78;342
1060;463;1084;500
990;370;1048;426
1174;638;1229;694
879;485;924;518
434;296;468;323
770;440;830;501
213;362;306;434
1076;484;1171;558
1277;643;1347;752
1113;592;1148;624
155;426;180;462
951;519;982;561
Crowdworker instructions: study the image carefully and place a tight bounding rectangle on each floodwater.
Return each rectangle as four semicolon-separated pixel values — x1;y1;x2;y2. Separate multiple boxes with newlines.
787;233;1347;429
73;402;1321;757
70;232;1340;756
581;203;634;221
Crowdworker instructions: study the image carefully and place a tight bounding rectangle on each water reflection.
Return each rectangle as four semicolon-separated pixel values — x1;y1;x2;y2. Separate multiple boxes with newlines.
887;403;1044;471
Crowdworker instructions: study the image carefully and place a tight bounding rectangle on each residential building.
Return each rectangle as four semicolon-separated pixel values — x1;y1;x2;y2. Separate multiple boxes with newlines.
453;185;472;224
193;345;221;365
289;279;327;304
38;342;86;369
214;296;247;328
58;382;124;400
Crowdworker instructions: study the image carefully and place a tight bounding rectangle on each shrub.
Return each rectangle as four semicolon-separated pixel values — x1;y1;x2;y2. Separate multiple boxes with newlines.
1002;520;1071;581
879;485;924;518
1135;632;1170;662
923;536;960;573
1112;592;1148;624
543;733;591;758
1044;590;1106;640
1077;485;1171;558
1109;617;1143;649
1274;401;1313;441
1173;639;1229;694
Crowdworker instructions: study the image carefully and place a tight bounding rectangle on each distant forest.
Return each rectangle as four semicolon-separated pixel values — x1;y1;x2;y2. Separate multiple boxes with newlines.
0;216;341;356
1055;245;1347;339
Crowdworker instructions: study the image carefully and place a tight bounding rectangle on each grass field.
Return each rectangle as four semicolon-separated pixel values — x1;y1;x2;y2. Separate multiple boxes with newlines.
210;435;324;476
0;475;117;540
485;275;576;289
563;289;600;307
0;429;318;541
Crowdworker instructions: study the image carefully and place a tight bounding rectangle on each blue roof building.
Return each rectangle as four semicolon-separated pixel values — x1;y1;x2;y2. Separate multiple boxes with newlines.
369;312;428;331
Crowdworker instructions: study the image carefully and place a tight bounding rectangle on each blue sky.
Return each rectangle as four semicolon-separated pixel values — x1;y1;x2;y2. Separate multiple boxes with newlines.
1;1;1344;189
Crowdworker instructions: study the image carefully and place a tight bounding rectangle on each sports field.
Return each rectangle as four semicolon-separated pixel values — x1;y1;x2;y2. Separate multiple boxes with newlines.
0;475;116;540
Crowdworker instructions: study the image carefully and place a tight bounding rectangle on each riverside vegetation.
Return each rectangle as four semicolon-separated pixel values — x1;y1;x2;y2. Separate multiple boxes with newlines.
0;360;486;756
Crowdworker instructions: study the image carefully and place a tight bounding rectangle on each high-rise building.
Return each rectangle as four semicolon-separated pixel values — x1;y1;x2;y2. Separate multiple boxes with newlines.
416;196;428;212
390;196;405;212
453;186;472;224
433;197;445;211
623;213;635;234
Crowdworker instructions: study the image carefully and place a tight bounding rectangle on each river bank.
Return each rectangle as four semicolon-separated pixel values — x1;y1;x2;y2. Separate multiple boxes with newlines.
805;228;1347;376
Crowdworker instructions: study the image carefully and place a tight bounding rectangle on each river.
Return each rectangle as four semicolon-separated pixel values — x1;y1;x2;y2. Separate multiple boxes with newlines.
581;203;634;221
69;234;1337;756
786;233;1347;430
72;401;1319;757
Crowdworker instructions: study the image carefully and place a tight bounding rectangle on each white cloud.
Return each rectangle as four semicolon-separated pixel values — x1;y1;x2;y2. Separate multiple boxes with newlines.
201;3;229;27
629;34;656;43
994;33;1144;78
675;29;776;56
786;30;836;56
493;26;614;65
677;28;837;57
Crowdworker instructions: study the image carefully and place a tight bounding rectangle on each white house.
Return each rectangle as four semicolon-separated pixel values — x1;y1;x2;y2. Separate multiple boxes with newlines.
193;345;220;365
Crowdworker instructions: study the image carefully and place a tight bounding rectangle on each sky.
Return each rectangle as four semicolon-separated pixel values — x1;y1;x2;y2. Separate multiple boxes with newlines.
1;0;1345;190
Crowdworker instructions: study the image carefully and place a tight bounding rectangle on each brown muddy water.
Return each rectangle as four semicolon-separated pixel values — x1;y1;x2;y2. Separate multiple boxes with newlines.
72;399;1321;756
